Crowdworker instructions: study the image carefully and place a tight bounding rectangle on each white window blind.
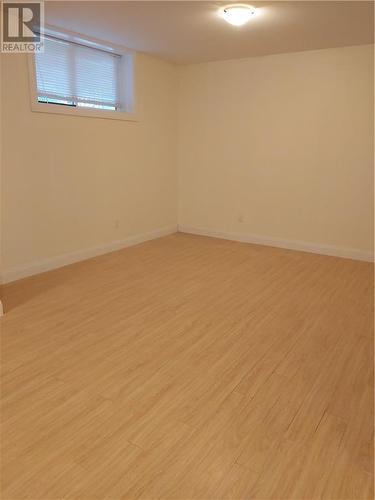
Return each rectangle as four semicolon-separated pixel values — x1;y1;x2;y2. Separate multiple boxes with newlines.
35;36;120;109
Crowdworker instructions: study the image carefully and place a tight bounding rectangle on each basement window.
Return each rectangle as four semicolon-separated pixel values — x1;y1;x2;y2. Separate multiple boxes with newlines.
29;33;136;121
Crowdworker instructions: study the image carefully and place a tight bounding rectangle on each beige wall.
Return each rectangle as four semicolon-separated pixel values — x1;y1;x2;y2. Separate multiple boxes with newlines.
0;55;3;310
1;52;178;273
178;45;374;255
1;44;373;281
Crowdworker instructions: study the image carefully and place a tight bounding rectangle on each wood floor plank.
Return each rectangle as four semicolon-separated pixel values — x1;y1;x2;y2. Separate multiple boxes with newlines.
1;233;373;499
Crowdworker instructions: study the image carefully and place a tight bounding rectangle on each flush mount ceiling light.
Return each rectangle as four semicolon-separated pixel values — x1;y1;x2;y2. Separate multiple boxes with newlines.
221;4;257;26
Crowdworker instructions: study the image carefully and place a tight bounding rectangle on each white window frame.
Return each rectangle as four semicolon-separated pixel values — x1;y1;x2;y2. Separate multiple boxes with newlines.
28;26;138;121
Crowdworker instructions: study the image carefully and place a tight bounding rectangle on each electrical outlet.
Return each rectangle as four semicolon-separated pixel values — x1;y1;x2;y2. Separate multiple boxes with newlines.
114;219;120;229
238;214;245;223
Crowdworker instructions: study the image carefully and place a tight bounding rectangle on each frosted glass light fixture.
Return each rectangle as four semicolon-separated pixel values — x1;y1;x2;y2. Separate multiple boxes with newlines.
221;4;257;26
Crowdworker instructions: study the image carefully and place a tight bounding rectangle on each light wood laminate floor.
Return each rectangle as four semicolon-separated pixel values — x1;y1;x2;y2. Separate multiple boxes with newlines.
1;233;374;499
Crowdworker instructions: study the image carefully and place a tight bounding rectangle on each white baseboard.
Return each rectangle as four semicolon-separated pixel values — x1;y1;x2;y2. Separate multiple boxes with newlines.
178;225;374;262
2;223;372;285
1;225;177;284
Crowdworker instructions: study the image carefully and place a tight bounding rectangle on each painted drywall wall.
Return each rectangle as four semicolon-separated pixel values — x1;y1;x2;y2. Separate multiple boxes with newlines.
0;54;3;309
1;44;373;283
1;52;178;275
178;45;374;256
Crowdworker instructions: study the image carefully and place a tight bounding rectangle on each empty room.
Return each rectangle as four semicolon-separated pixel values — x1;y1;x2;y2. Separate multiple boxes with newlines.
0;1;374;498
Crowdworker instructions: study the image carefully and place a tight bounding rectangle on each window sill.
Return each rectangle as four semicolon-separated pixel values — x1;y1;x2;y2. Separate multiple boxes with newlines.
30;100;138;121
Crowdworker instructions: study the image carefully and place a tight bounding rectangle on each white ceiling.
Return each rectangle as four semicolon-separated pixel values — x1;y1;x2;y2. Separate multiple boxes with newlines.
45;1;374;64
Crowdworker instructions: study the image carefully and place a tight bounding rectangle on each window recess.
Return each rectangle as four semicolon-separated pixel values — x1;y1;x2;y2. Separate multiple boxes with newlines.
29;32;136;121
